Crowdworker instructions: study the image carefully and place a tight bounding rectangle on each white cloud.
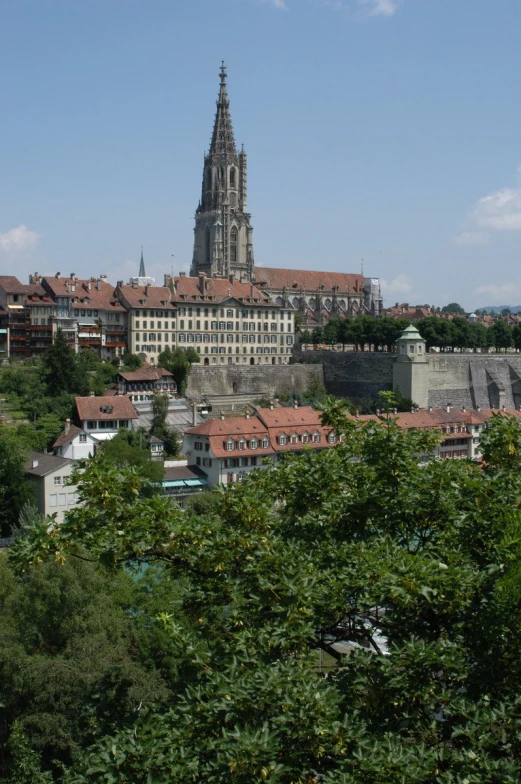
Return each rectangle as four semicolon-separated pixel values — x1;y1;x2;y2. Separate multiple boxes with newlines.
453;231;489;246
380;273;413;298
454;166;521;245
0;224;40;255
473;280;521;304
258;0;288;8
358;0;401;16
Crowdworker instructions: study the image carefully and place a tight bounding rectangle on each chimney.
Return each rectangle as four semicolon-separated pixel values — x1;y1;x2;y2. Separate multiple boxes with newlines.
355;410;359;419
445;404;451;413
293;400;298;410
269;401;274;411
428;406;433;412
90;391;95;397
376;408;380;415
96;279;102;291
477;406;481;412
31;459;39;469
179;271;186;277
132;279;138;289
393;408;398;414
227;288;231;298
88;280;92;291
245;408;250;419
220;410;225;421
192;402;198;427
164;274;171;287
64;418;71;435
462;406;466;412
229;273;235;285
198;272;206;294
117;280;123;288
410;407;415;414
144;285;149;296
55;272;61;279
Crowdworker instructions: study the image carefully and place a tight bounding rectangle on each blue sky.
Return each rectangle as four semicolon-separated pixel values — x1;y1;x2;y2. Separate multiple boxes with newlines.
0;0;519;309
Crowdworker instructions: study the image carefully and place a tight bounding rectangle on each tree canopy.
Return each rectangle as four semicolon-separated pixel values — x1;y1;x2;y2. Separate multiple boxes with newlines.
7;409;521;782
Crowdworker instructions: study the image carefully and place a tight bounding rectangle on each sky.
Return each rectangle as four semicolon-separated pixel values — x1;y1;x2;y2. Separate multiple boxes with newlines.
0;0;519;310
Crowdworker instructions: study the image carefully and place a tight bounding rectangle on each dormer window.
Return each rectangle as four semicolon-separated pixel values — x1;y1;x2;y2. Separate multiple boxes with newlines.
238;440;245;451
328;433;336;444
290;433;298;445
226;440;234;451
312;433;320;443
250;438;258;449
262;438;269;448
279;435;287;446
301;433;309;444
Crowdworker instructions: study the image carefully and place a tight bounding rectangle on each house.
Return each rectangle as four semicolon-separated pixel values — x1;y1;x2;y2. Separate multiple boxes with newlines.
149;435;165;461
161;464;208;508
182;404;336;487
75;395;138;441
116;365;176;401
53;418;99;459
24;452;79;523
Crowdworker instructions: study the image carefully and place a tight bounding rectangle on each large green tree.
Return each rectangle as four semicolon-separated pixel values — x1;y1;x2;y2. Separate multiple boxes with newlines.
9;409;521;782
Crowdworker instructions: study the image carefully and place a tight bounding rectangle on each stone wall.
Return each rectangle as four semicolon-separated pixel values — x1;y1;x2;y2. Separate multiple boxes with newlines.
297;350;521;410
186;364;325;399
298;351;394;402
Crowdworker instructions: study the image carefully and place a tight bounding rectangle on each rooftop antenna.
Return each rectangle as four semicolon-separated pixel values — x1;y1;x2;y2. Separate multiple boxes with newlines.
171;254;175;278
361;258;364;275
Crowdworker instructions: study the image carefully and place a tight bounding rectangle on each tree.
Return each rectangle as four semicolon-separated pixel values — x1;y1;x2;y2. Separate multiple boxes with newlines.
300;329;312;345
185;347;200;365
158;348;192;396
294;312;303;334
488;319;512;352
0;430;32;536
322;321;338;348
149;392;179;458
100;430;164;484
441;302;465;315
121;352;142;371
11;412;521;782
41;330;81;397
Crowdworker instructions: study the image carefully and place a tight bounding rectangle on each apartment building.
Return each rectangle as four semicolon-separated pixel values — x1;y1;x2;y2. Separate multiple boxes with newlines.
25;452;79;524
116;272;294;367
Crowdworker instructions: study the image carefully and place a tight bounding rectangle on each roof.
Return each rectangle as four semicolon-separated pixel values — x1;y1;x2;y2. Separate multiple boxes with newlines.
256;406;323;428
42;276;125;311
185;415;268;438
53;423;84;448
398;324;423;339
75;395;138;421
254;267;365;294
118;366;174;382
117;284;176;310
0;276;28;294
163;465;208;482
25;452;72;477
170;276;273;305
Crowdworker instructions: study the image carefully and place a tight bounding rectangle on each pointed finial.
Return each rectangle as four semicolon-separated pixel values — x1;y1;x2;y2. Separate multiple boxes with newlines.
139;246;146;278
220;61;227;84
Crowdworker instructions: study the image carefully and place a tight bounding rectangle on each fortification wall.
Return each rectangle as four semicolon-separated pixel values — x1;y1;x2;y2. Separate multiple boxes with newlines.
186;364;324;399
298;352;394;401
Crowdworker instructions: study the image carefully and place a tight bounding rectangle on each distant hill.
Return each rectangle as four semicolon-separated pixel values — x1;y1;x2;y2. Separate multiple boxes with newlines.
475;305;521;314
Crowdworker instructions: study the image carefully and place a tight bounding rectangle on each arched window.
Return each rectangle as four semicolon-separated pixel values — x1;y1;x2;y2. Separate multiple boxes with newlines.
278;435;287;446
324;298;332;311
230;192;236;207
230;226;238;262
205;226;211;266
276;296;283;306
292;297;299;309
230;167;236;187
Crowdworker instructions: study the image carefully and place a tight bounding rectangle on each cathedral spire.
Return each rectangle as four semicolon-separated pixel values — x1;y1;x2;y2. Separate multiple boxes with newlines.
139;246;146;278
208;61;238;164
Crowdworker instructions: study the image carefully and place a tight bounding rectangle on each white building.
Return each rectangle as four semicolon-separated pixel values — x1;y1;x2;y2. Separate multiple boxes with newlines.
25;452;79;523
53;419;99;460
75;395;138;441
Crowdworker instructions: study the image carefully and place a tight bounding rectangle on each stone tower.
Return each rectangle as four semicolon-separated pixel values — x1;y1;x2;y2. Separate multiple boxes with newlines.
191;63;254;282
393;324;429;408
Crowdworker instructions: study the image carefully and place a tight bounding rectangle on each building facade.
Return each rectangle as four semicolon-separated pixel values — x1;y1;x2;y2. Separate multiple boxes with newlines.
75;395;138;441
117;272;294;367
25;452;79;524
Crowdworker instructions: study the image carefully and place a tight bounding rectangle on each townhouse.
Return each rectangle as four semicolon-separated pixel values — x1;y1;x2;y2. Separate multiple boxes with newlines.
24;452;79;524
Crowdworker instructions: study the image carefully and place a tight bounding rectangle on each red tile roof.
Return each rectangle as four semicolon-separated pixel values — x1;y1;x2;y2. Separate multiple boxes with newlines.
117;284;176;310
0;276;28;294
118;367;174;382
254;267;365;294
256;406;323;428
53;423;84;448
171;276;273;304
186;416;268;438
75;395;138;421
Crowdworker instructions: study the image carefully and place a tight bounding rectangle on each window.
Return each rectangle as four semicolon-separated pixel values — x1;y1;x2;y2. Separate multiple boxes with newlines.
302;433;309;444
87;421;96;429
195;442;203;451
50;494;57;508
230;167;236;187
279;435;286;445
409;345;415;353
79;433;87;443
262;438;269;448
250;438;258;449
238;440;245;450
226;440;234;451
312;433;320;443
230;227;237;262
328;433;336;444
54;476;61;486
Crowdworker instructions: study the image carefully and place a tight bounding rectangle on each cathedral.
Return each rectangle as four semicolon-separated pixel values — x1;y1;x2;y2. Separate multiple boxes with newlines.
191;64;382;325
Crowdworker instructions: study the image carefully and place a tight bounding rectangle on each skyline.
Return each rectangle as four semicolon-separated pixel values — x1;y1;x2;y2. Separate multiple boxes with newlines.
0;0;520;309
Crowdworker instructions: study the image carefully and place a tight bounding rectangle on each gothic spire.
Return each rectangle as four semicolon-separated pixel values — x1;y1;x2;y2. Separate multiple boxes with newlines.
139;246;146;278
208;61;238;164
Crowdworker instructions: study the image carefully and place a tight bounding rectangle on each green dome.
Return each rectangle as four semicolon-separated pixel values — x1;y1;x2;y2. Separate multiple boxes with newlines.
398;324;423;340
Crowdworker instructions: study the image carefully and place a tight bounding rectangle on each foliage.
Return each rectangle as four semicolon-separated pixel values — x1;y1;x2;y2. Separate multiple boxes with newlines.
41;330;89;398
8;411;521;781
0;430;32;536
157;347;192;395
0;554;176;779
441;302;466;315
185;346;200;365
150;392;179;458
121;352;142;371
99;430;164;484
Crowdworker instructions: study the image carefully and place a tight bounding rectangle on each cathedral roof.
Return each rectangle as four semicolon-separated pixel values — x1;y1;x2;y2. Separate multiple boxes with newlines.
254;267;365;294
